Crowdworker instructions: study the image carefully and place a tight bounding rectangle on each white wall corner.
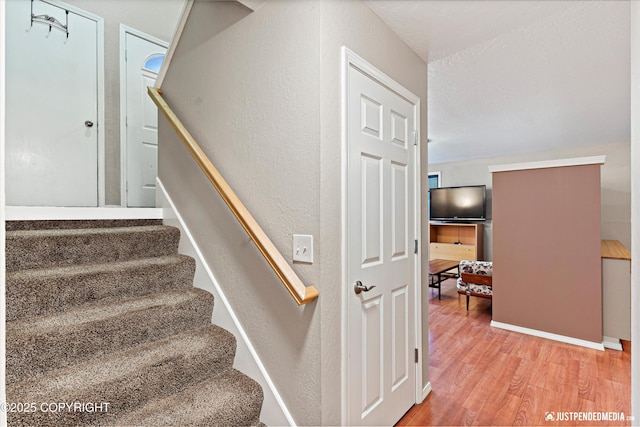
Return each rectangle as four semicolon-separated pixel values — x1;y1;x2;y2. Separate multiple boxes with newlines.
630;2;640;423
156;178;294;427
155;0;194;89
237;0;264;11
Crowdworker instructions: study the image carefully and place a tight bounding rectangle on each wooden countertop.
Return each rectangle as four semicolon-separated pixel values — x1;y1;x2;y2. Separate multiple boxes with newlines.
601;240;631;260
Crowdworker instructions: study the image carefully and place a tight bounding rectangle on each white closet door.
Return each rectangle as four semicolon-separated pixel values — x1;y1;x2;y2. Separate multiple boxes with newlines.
6;0;99;206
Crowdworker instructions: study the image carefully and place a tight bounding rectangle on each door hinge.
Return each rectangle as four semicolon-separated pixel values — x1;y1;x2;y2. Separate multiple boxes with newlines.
414;239;419;254
413;131;418;146
415;348;419;363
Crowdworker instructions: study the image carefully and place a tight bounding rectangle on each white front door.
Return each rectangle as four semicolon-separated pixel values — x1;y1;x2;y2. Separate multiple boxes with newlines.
6;0;100;207
122;28;167;207
346;50;420;426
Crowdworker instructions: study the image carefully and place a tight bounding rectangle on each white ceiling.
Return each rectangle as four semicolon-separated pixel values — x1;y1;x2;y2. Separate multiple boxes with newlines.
364;1;631;164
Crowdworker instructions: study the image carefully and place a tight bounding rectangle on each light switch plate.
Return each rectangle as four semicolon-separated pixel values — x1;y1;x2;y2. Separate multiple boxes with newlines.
293;234;313;263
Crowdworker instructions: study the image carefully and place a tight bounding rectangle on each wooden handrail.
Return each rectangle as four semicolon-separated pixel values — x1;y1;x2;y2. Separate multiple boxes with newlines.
148;87;319;306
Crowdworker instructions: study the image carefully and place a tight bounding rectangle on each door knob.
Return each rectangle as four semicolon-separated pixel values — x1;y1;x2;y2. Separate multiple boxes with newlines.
84;120;94;128
354;281;376;295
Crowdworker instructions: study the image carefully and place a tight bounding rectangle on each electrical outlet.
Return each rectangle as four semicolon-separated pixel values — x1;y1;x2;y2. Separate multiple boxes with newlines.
293;234;313;263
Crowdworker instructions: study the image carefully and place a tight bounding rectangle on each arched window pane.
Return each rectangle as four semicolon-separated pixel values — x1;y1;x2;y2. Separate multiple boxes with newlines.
144;54;165;73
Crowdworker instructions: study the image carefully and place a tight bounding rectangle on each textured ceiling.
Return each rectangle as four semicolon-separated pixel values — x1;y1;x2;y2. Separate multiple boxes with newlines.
364;1;630;164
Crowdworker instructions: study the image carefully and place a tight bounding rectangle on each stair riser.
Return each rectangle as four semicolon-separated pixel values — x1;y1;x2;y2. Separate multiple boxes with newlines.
116;369;264;427
6;290;214;383
8;326;237;427
6;226;180;271
6;255;196;321
6;219;163;231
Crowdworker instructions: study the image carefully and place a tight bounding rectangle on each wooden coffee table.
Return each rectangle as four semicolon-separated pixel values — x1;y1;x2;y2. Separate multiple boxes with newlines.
428;259;460;300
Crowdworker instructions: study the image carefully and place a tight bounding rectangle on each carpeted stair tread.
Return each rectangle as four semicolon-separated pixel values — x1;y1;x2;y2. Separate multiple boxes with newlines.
7;325;237;427
6;254;196;321
6;219;162;231
115;368;264;427
6;287;214;382
5;220;264;425
6;225;180;271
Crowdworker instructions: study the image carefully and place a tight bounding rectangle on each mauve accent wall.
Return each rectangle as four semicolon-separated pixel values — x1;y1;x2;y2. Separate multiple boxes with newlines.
492;163;602;344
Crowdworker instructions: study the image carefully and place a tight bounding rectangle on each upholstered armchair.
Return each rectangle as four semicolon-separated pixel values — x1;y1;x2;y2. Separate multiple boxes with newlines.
456;260;493;310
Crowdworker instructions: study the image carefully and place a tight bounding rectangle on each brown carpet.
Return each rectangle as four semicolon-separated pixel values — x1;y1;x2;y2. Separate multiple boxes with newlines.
5;219;264;426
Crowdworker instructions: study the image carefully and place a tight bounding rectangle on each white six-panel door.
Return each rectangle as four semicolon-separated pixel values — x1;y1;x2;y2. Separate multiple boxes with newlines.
122;29;167;207
346;53;419;426
6;0;100;206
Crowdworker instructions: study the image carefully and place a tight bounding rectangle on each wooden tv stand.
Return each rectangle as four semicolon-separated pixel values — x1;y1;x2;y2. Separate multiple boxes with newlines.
429;222;484;262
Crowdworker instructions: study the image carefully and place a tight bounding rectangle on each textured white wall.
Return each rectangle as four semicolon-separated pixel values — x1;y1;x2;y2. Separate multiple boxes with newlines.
630;1;640;422
430;142;631;261
158;1;427;424
159;2;322;424
63;0;184;204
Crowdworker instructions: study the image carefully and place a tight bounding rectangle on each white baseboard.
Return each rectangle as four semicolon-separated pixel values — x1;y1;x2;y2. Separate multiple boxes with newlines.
156;178;293;427
421;381;432;402
490;320;605;351
5;206;162;220
603;336;624;351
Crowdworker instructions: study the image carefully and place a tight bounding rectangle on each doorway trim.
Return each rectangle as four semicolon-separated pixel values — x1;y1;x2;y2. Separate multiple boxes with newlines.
340;46;423;425
119;25;169;207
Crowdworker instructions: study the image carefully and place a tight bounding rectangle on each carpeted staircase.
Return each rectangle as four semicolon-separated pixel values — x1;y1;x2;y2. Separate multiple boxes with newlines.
5;219;264;426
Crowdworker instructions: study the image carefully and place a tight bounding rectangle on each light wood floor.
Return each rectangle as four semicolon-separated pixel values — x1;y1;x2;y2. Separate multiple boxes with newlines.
398;278;631;426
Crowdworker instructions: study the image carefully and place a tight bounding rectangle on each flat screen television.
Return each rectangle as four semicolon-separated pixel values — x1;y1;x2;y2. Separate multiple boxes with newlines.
429;185;486;222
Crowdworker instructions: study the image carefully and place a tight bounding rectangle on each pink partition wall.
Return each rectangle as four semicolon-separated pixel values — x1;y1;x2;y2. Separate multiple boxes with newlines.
492;158;603;345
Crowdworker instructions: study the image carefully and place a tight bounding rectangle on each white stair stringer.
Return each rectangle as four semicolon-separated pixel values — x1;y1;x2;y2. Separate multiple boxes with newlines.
156;177;294;427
